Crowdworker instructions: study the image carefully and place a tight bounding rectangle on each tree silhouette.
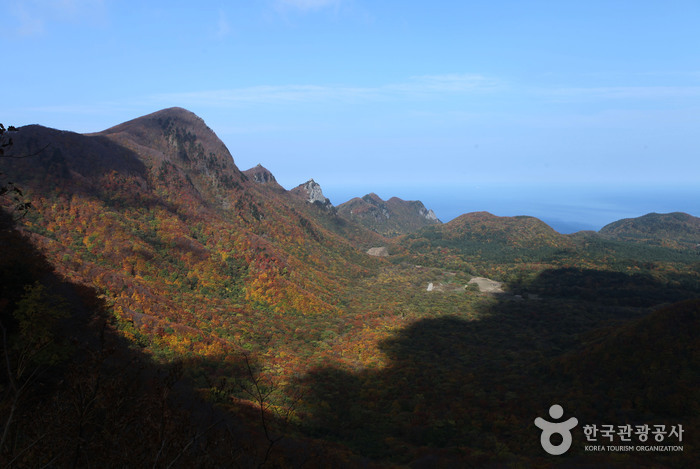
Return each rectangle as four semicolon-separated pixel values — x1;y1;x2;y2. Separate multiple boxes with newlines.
0;124;36;215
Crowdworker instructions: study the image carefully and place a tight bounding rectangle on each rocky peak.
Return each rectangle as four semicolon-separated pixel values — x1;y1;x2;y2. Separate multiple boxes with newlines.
419;206;439;222
291;179;333;209
361;193;390;219
244;164;277;184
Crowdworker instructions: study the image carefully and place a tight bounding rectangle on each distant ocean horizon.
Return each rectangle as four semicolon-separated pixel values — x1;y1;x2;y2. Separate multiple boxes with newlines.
324;183;700;234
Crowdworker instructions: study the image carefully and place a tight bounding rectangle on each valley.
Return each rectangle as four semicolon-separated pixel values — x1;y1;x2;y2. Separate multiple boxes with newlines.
1;109;698;467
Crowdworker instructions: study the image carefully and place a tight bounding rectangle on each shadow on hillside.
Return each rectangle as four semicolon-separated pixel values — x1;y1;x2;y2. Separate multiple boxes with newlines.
298;267;700;467
3;128;148;185
522;267;700;307
1;209;230;466
0;210;347;468
2;127;206;222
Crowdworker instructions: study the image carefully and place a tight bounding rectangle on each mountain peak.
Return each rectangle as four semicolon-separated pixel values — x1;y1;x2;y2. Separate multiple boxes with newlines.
337;193;441;237
243;164;279;186
363;193;383;203
94;108;245;195
100;107;206;135
146;106;201;121
291;178;333;209
421;206;440;222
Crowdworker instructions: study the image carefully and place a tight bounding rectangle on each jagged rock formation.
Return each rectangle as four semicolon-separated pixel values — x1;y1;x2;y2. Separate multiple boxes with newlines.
291;178;334;210
419;206;440;222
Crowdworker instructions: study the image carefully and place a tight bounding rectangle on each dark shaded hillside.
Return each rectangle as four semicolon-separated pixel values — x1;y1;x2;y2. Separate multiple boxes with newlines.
298;267;699;467
600;212;700;249
3;109;700;467
0;214;231;467
552;298;700;422
523;267;700;306
337;193;440;237
0;124;149;195
0;210;371;468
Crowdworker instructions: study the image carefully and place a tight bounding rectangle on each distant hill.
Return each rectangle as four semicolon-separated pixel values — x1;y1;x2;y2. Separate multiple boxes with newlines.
444;211;566;247
337;193;440;237
600;212;700;249
397;211;575;270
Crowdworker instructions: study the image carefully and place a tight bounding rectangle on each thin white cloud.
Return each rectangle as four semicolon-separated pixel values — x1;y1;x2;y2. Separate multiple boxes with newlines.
153;85;372;106
54;0;97;16
543;86;700;101
13;5;45;36
5;0;106;37
24;103;120;115
150;74;499;108
216;9;231;39
390;74;499;93
276;0;341;11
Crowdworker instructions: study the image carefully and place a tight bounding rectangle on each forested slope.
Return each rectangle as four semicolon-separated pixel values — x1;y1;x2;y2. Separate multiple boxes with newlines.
2;109;699;467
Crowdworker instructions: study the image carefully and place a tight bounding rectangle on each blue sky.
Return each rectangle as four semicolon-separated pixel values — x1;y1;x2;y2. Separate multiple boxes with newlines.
3;0;700;230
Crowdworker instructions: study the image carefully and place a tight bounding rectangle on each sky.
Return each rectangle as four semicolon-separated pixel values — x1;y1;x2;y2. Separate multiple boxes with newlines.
3;0;700;231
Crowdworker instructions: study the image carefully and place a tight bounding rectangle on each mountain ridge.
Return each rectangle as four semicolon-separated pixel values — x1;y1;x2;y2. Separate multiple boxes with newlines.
2;108;384;320
2;107;699;467
6;108;698;246
337;192;440;237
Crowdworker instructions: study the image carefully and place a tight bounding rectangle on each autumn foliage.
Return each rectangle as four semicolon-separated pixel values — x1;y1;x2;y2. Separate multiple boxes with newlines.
1;110;698;467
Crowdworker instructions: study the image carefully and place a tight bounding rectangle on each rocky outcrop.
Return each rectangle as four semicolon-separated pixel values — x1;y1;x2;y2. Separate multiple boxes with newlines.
366;246;389;257
291;179;333;210
419;206;439;222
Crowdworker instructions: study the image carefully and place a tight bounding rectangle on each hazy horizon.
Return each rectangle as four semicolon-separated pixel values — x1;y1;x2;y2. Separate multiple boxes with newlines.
264;176;700;233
